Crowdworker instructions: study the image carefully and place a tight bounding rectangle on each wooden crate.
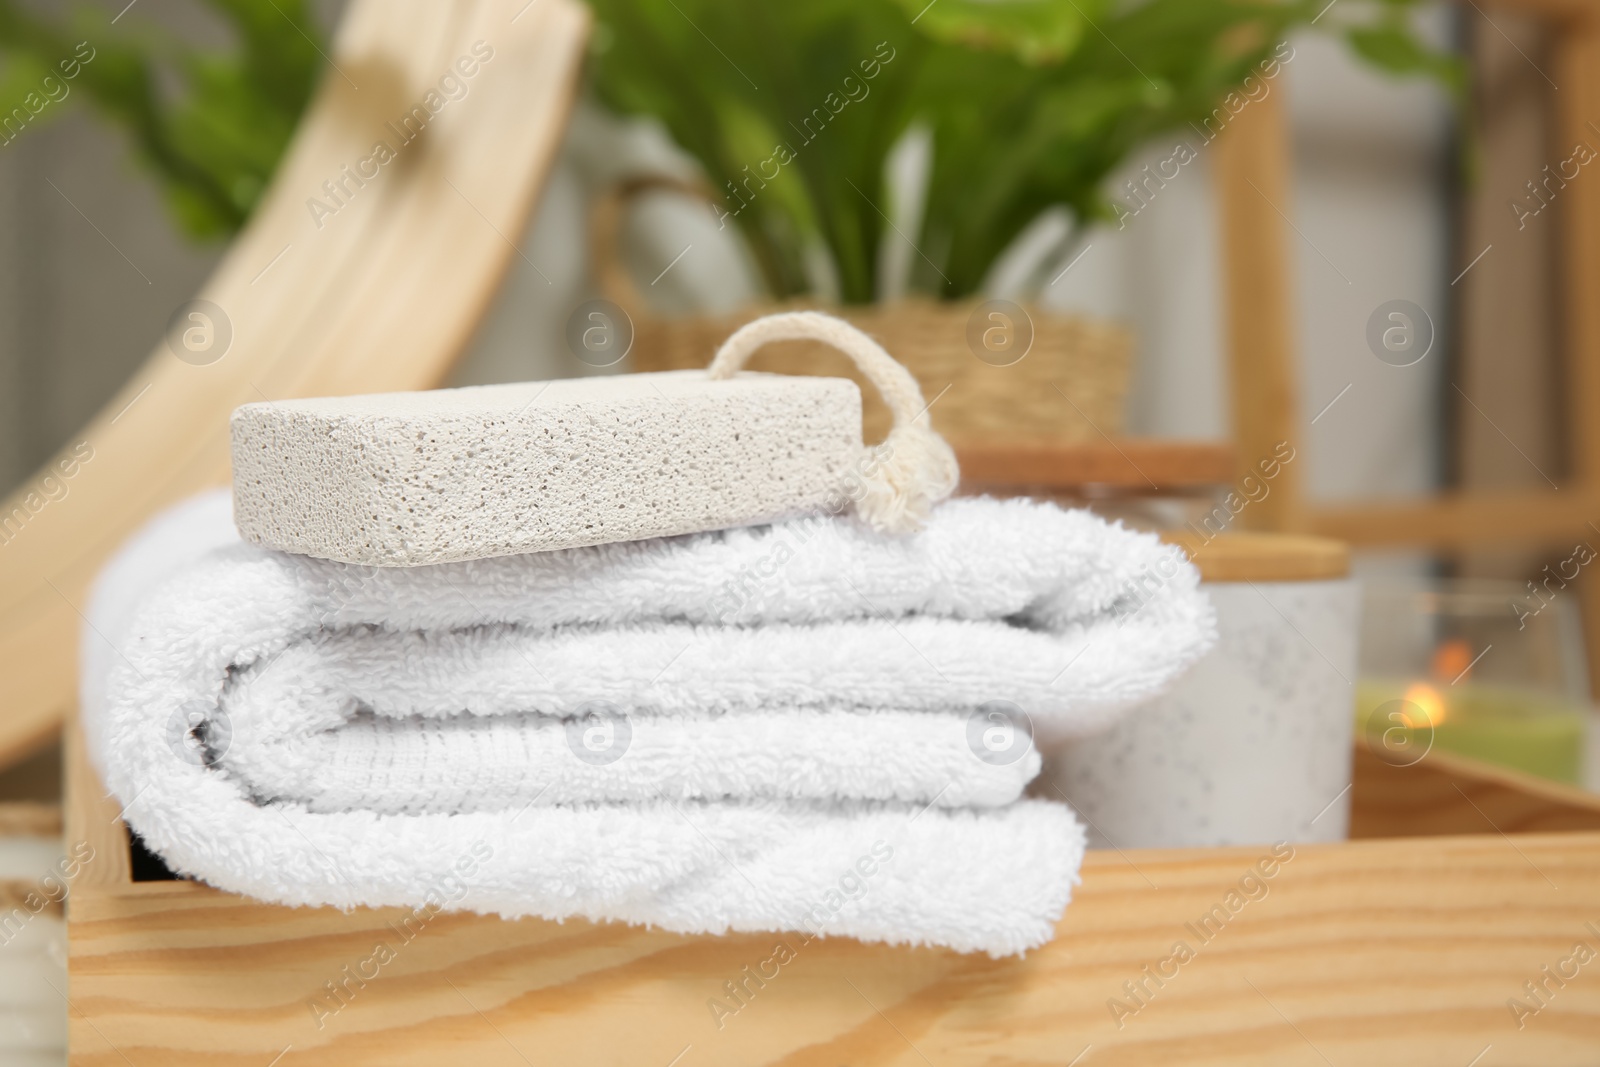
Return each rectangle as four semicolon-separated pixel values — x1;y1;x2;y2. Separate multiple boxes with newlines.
0;800;64;916
65;719;1600;1065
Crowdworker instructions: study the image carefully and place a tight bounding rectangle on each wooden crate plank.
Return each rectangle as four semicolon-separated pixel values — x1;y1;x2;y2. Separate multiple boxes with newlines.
63;724;128;890
1351;742;1600;838
64;830;1600;1066
65;722;1600;1064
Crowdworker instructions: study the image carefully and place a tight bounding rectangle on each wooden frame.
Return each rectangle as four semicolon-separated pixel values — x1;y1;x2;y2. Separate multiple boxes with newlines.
1216;0;1600;691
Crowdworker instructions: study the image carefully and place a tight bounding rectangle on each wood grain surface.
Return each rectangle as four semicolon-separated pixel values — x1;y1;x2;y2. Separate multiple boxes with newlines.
64;735;1600;1065
64;832;1600;1066
0;0;589;770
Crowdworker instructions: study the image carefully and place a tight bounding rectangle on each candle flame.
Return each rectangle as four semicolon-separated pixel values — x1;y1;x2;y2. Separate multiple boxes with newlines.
1402;682;1447;728
1431;638;1475;684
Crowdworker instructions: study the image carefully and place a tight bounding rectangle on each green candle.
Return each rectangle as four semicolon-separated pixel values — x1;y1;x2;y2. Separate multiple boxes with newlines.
1356;678;1586;784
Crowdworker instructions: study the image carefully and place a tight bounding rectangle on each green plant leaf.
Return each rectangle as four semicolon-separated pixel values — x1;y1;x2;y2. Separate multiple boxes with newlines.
1348;19;1465;95
0;0;323;239
590;0;1464;302
890;0;1098;65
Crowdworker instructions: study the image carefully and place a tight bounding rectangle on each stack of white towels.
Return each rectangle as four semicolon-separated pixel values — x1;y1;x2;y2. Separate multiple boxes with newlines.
84;487;1214;957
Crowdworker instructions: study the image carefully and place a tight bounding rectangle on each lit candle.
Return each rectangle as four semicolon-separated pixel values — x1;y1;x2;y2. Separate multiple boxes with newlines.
1356;673;1586;783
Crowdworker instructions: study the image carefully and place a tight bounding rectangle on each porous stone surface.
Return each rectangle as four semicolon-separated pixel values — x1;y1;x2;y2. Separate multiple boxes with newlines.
231;370;862;565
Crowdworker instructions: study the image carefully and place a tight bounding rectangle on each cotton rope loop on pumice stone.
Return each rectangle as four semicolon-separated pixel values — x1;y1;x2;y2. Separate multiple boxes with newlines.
707;311;960;534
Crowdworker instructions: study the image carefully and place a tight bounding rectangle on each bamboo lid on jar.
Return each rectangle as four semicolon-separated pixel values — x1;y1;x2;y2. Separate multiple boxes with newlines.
1160;530;1350;583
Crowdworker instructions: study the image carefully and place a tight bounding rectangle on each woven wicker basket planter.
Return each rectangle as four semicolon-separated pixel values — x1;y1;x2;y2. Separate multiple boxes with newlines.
592;177;1134;446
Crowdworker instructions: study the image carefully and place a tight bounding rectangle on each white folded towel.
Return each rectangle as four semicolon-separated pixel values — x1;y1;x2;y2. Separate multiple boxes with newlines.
83;490;1214;956
227;705;1038;813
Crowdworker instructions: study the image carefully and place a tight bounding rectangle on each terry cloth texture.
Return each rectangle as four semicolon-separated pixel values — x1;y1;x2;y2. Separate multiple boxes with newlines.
85;491;1215;956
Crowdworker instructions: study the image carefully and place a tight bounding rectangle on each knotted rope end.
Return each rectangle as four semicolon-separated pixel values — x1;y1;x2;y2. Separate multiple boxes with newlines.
855;424;960;534
709;312;960;535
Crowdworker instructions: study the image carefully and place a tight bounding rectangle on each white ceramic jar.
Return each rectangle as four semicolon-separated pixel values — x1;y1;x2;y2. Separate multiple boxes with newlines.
1046;534;1358;849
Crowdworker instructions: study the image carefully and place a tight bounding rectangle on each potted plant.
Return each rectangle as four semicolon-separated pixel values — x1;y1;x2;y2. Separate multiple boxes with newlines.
582;0;1457;443
0;0;1453;446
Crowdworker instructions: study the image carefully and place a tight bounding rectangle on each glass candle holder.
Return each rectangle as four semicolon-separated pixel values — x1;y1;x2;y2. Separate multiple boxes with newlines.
1357;580;1590;784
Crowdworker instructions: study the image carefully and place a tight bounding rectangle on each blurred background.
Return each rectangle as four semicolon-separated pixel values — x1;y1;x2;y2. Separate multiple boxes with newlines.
6;7;1587;706
0;0;1461;506
0;0;1542;566
5;0;1595;764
